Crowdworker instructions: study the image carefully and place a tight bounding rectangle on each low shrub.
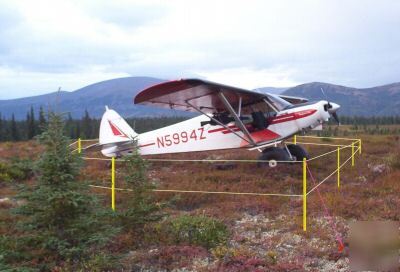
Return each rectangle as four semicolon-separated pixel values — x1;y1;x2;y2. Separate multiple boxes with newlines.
213;255;304;272
211;245;231;259
0;162;13;183
167;215;229;249
0;158;33;184
387;152;400;170
125;245;209;271
10;158;34;181
59;252;119;272
213;255;269;272
265;250;278;265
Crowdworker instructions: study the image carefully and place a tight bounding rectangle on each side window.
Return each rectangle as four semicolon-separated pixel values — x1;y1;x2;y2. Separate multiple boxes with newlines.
241;101;275;118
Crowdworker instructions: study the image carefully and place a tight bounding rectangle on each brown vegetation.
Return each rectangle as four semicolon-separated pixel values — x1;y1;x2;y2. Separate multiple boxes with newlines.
1;129;399;271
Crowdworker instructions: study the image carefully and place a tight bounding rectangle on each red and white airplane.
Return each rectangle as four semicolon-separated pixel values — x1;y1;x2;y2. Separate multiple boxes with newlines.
98;79;340;165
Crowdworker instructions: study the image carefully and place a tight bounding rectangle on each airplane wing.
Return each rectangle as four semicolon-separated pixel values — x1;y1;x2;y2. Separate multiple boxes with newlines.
134;79;266;113
278;94;308;104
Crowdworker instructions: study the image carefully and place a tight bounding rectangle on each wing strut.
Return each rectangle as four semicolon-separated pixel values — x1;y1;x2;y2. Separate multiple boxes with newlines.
238;96;242;116
263;98;279;113
185;100;254;145
218;91;256;145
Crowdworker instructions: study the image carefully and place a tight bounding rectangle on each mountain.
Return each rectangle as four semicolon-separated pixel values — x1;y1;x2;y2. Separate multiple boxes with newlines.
1;77;400;119
282;82;400;116
0;77;186;120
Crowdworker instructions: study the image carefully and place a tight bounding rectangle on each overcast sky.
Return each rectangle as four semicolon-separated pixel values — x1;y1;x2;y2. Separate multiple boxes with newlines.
0;0;399;99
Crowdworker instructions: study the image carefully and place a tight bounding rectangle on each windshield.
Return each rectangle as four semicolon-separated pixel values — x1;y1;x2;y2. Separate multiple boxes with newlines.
268;94;293;111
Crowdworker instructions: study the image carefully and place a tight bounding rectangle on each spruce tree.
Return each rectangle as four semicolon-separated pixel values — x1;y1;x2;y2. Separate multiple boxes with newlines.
65;113;75;139
10;114;19;141
38;105;46;133
82;109;92;139
13;112;119;269
76;121;81;138
26;111;30;139
117;147;166;237
27;106;36;139
0;112;3;141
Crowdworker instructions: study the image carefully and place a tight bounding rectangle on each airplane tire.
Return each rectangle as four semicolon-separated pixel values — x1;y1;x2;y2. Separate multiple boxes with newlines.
258;147;290;168
287;144;309;161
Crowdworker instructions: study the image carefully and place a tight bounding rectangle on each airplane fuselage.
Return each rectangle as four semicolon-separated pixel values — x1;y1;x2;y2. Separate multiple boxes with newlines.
101;100;333;157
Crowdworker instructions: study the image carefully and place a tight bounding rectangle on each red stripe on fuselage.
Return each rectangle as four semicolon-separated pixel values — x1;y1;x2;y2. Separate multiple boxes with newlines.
208;124;237;133
206;109;317;134
222;128;241;134
269;109;317;124
139;142;155;148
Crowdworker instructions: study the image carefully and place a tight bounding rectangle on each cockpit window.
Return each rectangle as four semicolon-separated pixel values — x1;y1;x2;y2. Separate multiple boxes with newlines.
267;94;293;111
241;101;272;115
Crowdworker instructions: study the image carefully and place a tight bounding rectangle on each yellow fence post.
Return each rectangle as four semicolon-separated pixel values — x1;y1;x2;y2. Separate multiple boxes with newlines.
337;147;340;188
303;157;307;232
351;142;355;167
294;135;297;145
111;156;116;211
359;139;362;154
78;138;81;154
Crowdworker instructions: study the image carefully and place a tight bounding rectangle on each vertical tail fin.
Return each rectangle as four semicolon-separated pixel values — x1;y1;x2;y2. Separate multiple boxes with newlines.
99;106;137;145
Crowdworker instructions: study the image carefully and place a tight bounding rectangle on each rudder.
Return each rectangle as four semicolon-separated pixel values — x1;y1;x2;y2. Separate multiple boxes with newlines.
99;106;137;145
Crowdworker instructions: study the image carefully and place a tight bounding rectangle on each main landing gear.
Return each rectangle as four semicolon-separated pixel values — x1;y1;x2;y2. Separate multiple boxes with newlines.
258;144;309;167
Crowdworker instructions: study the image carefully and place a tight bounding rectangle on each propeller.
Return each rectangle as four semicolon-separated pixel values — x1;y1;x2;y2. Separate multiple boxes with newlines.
320;87;328;100
321;87;340;125
331;112;340;124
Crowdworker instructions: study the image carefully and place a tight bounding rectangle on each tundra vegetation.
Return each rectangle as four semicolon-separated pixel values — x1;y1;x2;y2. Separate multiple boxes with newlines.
0;114;400;271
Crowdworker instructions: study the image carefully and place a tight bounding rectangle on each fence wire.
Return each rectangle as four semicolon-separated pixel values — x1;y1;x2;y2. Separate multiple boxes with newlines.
71;136;361;198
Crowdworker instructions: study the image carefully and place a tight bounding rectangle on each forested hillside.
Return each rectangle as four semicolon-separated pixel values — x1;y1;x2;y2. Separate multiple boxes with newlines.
0;107;189;141
1;106;400;142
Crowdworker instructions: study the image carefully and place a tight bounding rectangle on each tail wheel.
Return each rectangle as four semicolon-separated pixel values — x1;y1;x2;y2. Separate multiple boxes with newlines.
287;144;309;161
258;147;290;168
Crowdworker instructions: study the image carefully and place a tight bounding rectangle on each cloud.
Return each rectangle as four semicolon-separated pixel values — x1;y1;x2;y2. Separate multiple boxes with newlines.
76;0;169;29
0;0;399;99
195;66;299;89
